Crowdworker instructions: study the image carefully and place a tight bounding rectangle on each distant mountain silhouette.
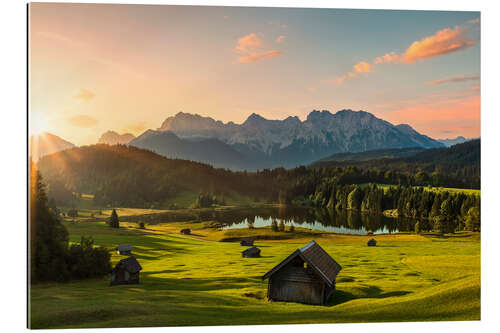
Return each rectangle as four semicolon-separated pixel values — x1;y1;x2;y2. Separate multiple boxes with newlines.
438;136;477;147
129;130;258;170
98;131;136;145
29;132;75;160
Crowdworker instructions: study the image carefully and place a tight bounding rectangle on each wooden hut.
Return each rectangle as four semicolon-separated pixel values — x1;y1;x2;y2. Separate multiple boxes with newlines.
116;244;132;255
367;238;377;246
262;241;342;305
180;228;191;235
110;256;142;286
242;246;261;258
240;238;254;246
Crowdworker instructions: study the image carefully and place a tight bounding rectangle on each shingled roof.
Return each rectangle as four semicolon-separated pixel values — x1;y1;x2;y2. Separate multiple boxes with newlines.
262;241;342;286
116;244;132;252
115;256;142;273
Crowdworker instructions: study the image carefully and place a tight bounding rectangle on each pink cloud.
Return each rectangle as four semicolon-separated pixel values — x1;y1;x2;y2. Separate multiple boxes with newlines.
276;35;287;43
425;74;480;85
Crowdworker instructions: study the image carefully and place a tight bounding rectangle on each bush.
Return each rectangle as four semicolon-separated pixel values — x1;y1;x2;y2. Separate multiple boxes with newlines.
67;208;78;218
289;225;295;232
67;236;111;279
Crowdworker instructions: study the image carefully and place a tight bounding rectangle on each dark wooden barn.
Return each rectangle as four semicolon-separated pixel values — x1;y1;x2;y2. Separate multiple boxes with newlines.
180;228;191;235
367;238;377;246
240;238;254;246
110;256;142;286
242;246;261;258
262;240;342;305
116;244;132;255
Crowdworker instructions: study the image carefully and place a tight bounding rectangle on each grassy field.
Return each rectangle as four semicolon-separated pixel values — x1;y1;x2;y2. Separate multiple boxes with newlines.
29;220;480;329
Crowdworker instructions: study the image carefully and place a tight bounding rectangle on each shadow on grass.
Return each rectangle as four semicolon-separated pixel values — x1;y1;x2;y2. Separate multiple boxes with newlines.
327;285;412;306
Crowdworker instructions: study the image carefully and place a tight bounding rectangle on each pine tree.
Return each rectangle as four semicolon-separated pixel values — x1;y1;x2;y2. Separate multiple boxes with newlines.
109;209;119;228
30;163;70;282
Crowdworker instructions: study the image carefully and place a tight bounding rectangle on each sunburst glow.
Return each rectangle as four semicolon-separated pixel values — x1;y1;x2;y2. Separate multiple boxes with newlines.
30;111;50;136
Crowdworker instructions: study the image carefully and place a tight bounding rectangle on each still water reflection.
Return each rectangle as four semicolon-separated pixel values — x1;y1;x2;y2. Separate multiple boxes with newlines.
215;206;417;235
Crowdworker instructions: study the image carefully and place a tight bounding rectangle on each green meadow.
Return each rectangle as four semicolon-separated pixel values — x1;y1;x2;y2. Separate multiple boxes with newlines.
29;218;480;329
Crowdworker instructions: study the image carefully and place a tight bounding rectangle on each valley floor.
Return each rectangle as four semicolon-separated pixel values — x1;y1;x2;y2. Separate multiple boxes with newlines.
29;219;480;329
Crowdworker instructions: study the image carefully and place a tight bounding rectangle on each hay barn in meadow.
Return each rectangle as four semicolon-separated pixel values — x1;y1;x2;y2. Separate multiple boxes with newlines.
240;239;254;246
116;244;132;255
180;228;191;235
367;238;377;246
262;241;342;305
242;246;261;258
110;256;142;286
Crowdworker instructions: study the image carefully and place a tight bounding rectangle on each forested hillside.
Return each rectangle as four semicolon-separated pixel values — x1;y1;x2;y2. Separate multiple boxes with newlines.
37;142;480;209
36;144;281;207
311;139;480;189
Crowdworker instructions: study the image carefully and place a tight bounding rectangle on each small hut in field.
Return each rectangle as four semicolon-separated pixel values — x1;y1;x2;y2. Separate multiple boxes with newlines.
367;238;377;246
262;240;342;305
240;238;254;246
110;256;142;286
242;246;261;258
180;228;191;235
116;244;132;255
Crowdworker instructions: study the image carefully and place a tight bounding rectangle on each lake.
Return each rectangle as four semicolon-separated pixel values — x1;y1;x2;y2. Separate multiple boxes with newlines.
217;206;416;235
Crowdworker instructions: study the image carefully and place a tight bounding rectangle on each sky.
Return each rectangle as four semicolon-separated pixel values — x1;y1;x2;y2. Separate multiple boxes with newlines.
29;3;480;145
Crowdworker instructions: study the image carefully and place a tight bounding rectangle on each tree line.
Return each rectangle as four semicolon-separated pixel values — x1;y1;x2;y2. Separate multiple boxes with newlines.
288;182;480;233
30;162;111;282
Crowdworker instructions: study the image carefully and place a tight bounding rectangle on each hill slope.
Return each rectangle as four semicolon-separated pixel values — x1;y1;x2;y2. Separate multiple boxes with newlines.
129;130;257;170
29;132;75;160
36;144;275;207
311;139;480;188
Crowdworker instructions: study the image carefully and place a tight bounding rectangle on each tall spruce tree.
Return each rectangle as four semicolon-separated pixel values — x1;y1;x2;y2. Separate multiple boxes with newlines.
109;209;119;228
30;163;70;282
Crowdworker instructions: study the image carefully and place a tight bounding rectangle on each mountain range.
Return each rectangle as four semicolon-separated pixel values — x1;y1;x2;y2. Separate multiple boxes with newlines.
31;109;455;170
134;109;444;169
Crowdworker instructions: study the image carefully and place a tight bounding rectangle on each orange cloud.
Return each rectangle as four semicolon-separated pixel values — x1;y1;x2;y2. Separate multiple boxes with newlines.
353;61;372;73
67;115;99;128
73;88;95;101
276;35;287;43
235;33;262;53
425;74;480;85
467;18;480;24
374;52;401;64
336;75;347;84
238;50;283;63
400;26;474;64
336;62;372;83
235;33;283;63
124;122;147;134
